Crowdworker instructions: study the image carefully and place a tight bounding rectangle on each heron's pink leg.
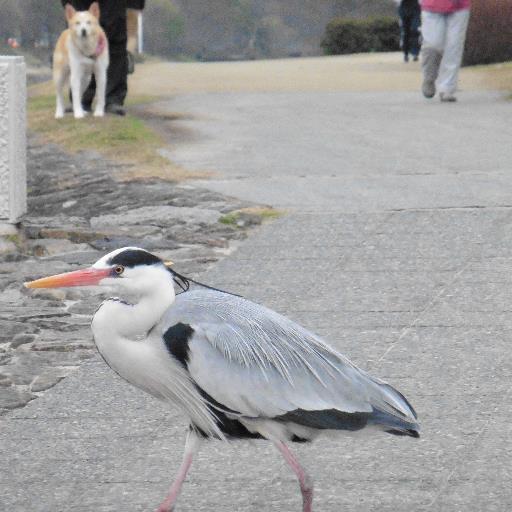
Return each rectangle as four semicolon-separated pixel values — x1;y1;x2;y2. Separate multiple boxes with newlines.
275;441;313;512
156;430;201;512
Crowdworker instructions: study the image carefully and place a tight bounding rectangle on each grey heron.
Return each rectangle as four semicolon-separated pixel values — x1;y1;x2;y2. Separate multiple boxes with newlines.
25;247;419;512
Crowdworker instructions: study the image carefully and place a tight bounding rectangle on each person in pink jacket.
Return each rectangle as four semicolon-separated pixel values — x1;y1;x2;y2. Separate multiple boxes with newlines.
421;0;471;102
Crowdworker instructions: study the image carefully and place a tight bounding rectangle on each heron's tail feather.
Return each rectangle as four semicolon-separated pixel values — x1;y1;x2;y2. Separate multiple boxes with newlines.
369;407;420;438
275;407;419;438
385;428;420;438
379;382;418;420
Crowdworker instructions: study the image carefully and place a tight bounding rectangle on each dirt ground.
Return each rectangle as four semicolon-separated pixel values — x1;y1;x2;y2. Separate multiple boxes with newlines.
129;52;512;96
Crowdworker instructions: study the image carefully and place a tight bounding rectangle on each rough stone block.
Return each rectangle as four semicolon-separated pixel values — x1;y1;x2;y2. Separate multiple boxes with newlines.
0;56;26;225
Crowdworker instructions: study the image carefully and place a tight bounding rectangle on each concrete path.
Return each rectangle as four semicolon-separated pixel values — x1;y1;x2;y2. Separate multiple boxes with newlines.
169;90;512;211
3;73;512;511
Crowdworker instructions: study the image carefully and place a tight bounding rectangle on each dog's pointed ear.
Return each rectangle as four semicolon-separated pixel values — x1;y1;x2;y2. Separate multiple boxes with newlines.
89;2;100;19
65;3;76;21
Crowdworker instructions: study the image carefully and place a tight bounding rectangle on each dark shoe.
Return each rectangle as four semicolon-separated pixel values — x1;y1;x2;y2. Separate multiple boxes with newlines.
404;53;409;63
105;104;126;116
127;51;135;74
422;79;436;99
440;92;457;102
413;54;419;62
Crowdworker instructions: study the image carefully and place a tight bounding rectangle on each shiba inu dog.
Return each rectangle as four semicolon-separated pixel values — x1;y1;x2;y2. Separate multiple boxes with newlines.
53;2;109;119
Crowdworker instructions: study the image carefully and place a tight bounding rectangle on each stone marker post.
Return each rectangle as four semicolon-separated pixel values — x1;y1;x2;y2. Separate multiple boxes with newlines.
0;56;26;234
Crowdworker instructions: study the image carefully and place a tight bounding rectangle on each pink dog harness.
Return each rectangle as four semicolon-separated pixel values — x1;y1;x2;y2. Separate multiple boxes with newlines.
93;34;106;58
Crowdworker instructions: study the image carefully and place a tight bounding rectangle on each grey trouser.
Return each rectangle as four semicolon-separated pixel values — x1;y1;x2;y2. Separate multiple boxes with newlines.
421;9;470;94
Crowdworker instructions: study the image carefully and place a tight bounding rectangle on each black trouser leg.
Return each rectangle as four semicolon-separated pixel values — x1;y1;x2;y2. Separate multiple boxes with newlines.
409;10;422;57
105;45;128;106
82;5;128;108
81;76;95;110
402;14;412;56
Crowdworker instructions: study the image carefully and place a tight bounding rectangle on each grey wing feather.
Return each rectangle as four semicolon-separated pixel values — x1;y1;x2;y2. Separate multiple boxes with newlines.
161;289;417;424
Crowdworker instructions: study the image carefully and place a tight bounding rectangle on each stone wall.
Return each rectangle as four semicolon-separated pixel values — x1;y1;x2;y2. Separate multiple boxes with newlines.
0;56;26;225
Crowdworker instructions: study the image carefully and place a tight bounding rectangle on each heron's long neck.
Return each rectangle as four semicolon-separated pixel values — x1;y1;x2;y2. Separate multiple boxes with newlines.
95;280;174;340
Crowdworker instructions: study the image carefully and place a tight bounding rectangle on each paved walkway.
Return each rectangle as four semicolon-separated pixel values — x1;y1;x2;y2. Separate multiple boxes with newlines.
3;62;512;511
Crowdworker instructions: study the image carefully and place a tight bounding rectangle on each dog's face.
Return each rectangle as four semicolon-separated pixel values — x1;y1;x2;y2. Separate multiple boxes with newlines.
66;2;101;41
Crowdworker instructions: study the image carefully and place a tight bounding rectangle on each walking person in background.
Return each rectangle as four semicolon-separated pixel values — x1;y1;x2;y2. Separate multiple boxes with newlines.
396;0;422;62
61;0;145;116
420;0;471;102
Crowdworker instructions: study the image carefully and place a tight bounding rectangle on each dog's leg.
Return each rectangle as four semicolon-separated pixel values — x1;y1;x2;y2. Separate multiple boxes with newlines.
93;65;106;117
70;64;86;119
54;70;67;119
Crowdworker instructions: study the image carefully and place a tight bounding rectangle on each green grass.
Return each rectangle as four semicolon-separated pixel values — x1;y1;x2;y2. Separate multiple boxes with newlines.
258;208;283;220
28;94;159;148
125;94;161;106
219;208;283;226
28;94;55;111
4;233;26;251
219;213;240;225
27;92;193;181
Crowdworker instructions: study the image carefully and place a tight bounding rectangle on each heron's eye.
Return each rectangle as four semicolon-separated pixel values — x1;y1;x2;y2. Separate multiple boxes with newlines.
114;265;124;276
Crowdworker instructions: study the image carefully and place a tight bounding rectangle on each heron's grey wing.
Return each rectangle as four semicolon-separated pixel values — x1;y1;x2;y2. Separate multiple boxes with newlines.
162;289;417;425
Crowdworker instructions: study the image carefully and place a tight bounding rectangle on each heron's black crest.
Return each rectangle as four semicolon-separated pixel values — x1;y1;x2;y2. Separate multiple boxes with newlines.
168;269;191;294
109;249;162;268
163;323;194;368
167;267;242;297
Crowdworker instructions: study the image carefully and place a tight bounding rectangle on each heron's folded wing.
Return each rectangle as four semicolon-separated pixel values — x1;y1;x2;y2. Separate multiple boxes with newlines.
161;290;416;423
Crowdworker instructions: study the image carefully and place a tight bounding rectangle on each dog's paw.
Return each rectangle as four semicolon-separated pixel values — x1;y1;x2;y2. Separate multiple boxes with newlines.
74;111;86;119
93;110;105;118
55;111;64;119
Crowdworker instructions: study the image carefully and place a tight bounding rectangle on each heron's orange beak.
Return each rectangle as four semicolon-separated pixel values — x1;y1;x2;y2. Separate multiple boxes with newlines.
24;267;112;289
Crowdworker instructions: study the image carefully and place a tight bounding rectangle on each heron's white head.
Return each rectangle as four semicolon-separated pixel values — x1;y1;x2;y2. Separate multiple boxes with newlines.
25;247;175;302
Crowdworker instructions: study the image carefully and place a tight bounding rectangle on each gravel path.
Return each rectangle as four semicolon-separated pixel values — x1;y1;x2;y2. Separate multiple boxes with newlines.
0;137;263;414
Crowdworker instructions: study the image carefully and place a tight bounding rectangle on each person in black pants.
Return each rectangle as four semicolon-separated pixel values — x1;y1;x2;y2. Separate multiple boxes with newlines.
397;0;421;62
61;0;145;116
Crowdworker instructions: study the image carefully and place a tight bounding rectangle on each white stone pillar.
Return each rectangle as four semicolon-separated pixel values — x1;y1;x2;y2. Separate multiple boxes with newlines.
138;12;144;53
0;56;26;232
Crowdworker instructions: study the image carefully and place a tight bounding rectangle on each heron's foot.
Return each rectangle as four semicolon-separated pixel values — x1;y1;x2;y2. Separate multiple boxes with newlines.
156;501;175;512
302;489;313;512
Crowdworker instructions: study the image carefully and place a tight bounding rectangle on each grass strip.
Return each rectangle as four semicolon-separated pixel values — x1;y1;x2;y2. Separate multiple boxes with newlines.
27;88;195;181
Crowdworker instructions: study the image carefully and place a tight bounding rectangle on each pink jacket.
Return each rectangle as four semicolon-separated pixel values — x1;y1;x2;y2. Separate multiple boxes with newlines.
421;0;470;12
